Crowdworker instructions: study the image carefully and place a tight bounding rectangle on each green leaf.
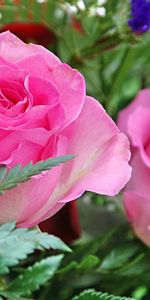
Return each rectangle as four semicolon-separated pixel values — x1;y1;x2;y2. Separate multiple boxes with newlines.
0;223;70;275
132;286;148;300
57;261;78;275
77;255;100;271
0;155;74;194
0;291;30;300
100;244;140;270
107;47;141;116
72;289;134;300
0;165;7;181
6;255;63;296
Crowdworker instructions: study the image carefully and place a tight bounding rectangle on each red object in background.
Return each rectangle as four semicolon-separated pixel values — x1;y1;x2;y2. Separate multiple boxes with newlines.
39;201;81;244
0;23;55;47
0;22;81;243
72;17;84;34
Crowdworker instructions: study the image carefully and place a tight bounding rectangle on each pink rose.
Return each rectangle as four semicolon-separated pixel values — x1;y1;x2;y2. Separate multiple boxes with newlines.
118;89;150;245
0;31;131;227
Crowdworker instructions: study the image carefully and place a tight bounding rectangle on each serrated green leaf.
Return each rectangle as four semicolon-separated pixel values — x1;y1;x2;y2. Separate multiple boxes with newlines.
0;155;74;195
7;255;64;296
5;164;21;180
72;289;134;300
0;223;70;275
0;222;15;233
35;232;72;253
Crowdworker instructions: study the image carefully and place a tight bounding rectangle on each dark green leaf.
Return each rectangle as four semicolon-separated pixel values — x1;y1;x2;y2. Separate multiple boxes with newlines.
77;255;100;271
100;244;140;270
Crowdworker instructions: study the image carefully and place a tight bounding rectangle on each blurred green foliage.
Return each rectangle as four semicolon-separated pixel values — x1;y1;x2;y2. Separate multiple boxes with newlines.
0;0;150;119
0;1;150;300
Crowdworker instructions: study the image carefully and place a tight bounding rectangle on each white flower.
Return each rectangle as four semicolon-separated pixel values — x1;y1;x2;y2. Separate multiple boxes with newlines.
96;7;106;17
36;0;47;3
55;8;65;19
63;3;78;15
77;0;86;11
89;6;106;17
97;0;107;5
62;0;86;15
88;0;107;17
89;6;97;16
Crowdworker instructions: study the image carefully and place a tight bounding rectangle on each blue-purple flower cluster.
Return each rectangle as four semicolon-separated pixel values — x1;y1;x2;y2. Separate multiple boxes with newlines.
128;0;150;33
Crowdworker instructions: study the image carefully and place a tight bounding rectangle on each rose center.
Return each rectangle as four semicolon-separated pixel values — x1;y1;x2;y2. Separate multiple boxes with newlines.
1;88;21;106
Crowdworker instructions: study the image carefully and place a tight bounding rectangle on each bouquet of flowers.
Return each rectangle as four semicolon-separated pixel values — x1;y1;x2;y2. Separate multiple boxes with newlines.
0;1;149;300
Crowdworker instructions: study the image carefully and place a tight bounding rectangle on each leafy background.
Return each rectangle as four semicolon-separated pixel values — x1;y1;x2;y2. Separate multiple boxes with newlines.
0;1;150;300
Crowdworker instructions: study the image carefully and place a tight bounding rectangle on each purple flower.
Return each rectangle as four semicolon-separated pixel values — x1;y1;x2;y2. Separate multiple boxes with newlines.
128;0;150;33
